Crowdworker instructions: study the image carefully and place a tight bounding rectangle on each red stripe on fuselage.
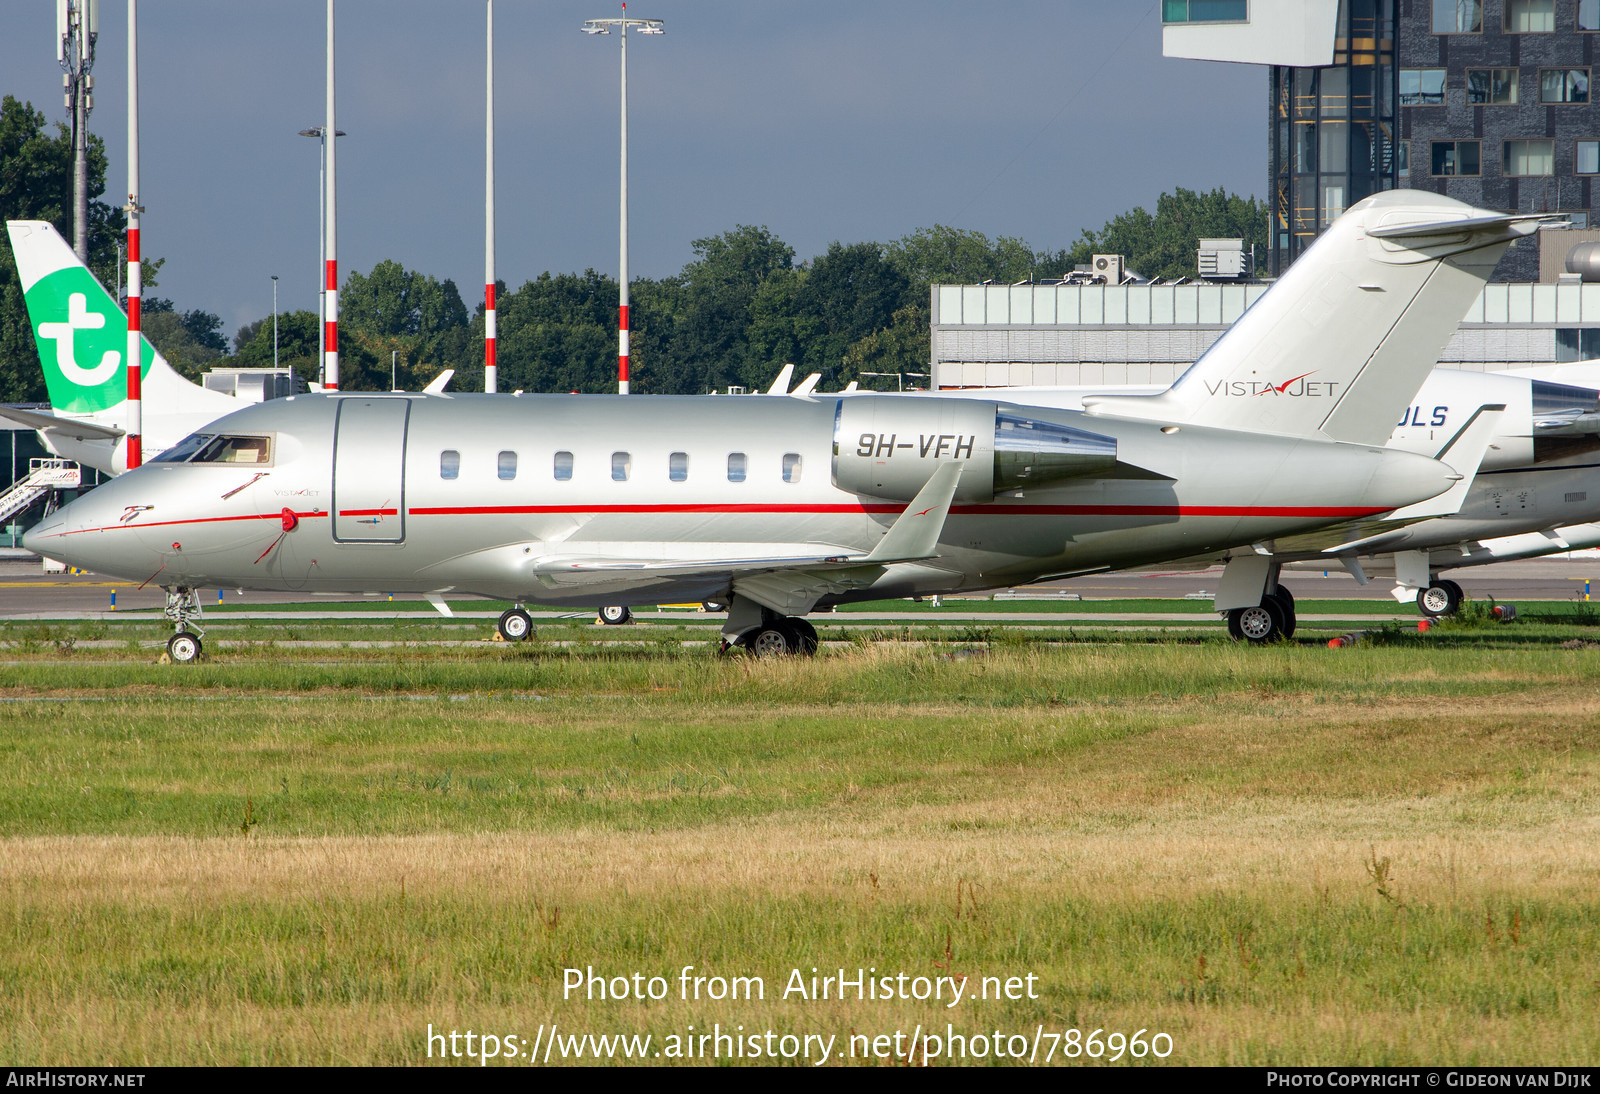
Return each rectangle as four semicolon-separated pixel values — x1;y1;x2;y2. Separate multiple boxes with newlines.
405;503;1389;519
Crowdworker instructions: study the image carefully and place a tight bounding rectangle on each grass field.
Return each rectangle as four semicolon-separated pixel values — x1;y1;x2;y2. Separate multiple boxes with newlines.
1;622;1597;1065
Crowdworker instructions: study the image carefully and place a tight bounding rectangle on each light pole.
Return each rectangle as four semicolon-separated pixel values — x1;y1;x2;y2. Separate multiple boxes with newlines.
582;8;664;395
299;125;344;387
485;0;497;394
271;275;280;371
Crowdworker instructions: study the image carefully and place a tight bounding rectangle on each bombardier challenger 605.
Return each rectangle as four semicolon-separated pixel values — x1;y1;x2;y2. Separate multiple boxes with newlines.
25;193;1546;660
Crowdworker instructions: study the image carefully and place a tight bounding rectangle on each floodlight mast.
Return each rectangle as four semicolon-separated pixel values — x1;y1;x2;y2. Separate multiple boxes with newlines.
124;0;140;469
582;9;664;395
324;0;339;391
485;0;497;394
299;125;343;388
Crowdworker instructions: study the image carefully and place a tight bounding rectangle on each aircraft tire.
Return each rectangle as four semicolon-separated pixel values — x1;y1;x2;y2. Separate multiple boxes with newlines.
497;608;534;642
1440;579;1465;605
1267;589;1297;639
599;605;633;626
1418;582;1460;618
167;632;202;663
747;622;801;658
789;617;819;656
1232;601;1285;644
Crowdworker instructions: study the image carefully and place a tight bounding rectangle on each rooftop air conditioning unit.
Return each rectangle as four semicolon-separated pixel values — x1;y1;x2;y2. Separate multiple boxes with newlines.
1092;254;1125;285
1198;238;1248;280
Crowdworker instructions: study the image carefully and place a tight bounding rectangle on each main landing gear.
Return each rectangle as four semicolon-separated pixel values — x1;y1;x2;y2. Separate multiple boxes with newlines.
163;586;205;663
735;616;819;658
496;605;534;641
718;597;818;658
1417;579;1464;619
1226;586;1296;644
598;605;633;626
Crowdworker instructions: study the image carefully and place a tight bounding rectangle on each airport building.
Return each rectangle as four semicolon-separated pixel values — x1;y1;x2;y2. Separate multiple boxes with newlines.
929;278;1600;389
1164;0;1600;278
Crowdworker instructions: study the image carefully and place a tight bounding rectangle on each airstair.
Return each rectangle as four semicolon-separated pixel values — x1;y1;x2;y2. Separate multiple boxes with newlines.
0;458;81;525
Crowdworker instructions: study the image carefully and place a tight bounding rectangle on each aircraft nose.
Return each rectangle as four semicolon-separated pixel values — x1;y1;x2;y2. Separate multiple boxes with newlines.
21;478;162;580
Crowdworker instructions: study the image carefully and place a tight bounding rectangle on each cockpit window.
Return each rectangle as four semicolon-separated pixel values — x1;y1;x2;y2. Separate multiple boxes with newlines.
152;434;272;465
152;433;215;463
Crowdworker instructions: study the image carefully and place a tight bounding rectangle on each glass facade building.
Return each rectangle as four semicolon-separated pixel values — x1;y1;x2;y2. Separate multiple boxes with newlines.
1268;1;1400;275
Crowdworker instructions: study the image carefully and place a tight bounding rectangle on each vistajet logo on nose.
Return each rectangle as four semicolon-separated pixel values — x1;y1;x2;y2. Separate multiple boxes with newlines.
1207;371;1340;398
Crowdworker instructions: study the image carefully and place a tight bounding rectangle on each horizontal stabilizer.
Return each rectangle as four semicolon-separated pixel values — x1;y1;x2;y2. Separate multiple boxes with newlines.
1382;403;1504;521
0;405;122;440
1367;212;1553;241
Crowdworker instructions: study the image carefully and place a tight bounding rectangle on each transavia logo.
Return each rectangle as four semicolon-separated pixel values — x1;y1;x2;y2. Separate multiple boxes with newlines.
1206;371;1341;398
25;266;153;414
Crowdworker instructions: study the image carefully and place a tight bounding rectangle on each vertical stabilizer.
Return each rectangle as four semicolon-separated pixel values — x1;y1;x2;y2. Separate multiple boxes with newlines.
1081;192;1547;446
6;220;236;423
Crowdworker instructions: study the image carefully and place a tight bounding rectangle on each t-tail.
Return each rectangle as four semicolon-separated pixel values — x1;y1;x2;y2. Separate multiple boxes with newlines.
1082;191;1549;446
4;219;237;473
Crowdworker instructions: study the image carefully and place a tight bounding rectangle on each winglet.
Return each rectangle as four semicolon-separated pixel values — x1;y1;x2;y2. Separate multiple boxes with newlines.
766;363;795;396
423;369;455;394
865;461;963;563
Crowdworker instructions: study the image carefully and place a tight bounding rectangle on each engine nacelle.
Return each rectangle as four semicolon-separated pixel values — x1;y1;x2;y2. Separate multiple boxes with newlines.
830;396;1118;502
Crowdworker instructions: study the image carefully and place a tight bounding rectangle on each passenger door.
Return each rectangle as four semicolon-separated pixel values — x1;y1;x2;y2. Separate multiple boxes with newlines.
333;397;410;543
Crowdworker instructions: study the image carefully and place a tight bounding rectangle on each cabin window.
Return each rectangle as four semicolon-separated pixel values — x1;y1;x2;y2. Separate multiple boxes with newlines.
612;451;631;481
669;452;688;482
498;451;517;480
727;452;747;482
554;451;573;481
440;450;460;480
782;453;802;483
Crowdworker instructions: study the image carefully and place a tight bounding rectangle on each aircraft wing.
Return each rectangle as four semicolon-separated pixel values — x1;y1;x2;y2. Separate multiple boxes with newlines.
526;462;969;615
0;404;123;440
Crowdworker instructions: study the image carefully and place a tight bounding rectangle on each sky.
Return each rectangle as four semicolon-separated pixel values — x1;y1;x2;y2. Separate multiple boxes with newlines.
2;1;1266;337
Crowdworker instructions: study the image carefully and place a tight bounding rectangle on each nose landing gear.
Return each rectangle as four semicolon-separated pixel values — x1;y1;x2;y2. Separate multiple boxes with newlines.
163;586;205;663
496;605;534;641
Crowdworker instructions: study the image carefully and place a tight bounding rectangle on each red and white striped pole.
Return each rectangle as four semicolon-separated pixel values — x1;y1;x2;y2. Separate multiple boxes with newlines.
124;0;142;469
323;0;340;391
484;0;497;394
617;7;629;395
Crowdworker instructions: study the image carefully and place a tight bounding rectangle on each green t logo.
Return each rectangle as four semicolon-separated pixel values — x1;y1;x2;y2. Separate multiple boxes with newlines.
26;266;153;414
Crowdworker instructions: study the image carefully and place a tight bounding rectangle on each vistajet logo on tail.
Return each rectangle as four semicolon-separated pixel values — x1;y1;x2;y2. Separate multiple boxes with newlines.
1206;371;1341;398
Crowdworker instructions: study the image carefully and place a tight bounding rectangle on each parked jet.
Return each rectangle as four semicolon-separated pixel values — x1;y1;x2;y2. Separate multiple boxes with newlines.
934;366;1600;624
24;193;1543;660
3;220;245;474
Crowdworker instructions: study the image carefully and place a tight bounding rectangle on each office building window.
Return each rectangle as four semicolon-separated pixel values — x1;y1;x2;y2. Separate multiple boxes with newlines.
1467;68;1518;104
440;450;460;480
1578;141;1600;174
1401;69;1447;105
1582;0;1600;30
554;451;573;481
1431;140;1481;175
611;452;631;481
1433;0;1482;33
1566;212;1592;229
727;452;747;482
669;451;688;482
497;451;517;480
1541;69;1590;103
1397;141;1410;178
1161;0;1247;23
782;453;803;483
1503;139;1555;176
1557;329;1600;360
1505;0;1555;31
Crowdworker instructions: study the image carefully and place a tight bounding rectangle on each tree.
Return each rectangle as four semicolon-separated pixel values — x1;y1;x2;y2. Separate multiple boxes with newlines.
667;225;796;393
493;270;619;393
0;95;126;403
139;299;226;381
339;259;471;390
886;225;1038;294
232;310;320;379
